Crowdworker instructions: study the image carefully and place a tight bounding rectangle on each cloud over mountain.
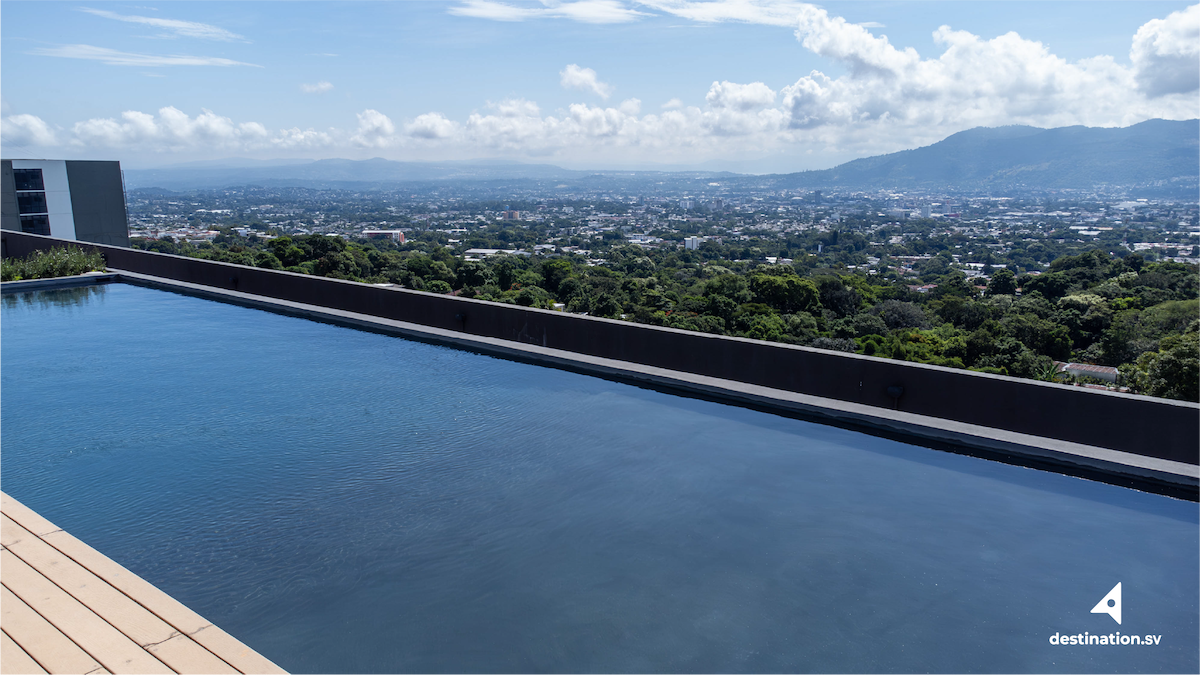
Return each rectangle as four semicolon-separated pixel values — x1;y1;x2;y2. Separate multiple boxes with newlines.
6;2;1197;167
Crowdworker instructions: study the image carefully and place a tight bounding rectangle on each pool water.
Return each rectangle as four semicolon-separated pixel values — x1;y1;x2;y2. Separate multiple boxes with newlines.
2;285;1197;673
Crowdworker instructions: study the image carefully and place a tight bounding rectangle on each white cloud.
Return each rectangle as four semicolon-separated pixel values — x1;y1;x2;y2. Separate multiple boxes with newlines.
560;64;614;99
407;113;458;139
770;3;1199;153
351;109;398;147
450;0;647;24
449;0;819;26
71;107;267;149
61;107;335;152
706;81;775;110
301;81;335;94
29;44;260;67
1;114;59;146
636;0;809;27
1131;4;1200;98
79;8;247;41
273;127;335;149
30;4;1200;168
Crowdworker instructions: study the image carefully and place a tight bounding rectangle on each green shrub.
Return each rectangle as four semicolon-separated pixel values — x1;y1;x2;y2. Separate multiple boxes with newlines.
1;247;107;281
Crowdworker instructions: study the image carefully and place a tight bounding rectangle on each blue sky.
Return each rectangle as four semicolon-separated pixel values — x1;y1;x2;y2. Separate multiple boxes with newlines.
2;1;1197;171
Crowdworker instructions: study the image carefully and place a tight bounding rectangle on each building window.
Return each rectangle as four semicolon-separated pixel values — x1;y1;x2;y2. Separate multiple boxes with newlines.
17;192;48;215
19;215;51;236
13;169;45;191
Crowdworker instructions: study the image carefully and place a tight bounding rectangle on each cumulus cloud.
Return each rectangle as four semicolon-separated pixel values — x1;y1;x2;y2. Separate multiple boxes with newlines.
450;0;647;24
1130;4;1200;97
706;81;775;110
70;107;268;149
351;109;398;147
1;114;59;147
560;64;614;98
23;5;1200;167
30;44;260;67
79;8;247;41
54;107;333;153
301;81;334;94
772;2;1199;151
407;113;458;139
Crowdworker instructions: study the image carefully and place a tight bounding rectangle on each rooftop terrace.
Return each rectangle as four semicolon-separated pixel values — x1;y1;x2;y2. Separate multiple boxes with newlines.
2;278;1197;672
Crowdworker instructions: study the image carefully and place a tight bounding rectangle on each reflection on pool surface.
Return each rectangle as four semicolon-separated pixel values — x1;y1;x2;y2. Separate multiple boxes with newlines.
2;285;1197;673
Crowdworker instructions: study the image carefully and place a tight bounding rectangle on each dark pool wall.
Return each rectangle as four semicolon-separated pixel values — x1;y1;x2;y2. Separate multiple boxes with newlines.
4;230;1197;465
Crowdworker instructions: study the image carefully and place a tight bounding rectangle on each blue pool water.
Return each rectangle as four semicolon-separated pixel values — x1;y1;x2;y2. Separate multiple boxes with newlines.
1;285;1196;673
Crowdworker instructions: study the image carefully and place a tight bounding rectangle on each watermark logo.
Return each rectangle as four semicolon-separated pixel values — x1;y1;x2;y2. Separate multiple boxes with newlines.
1091;582;1122;624
1048;582;1162;647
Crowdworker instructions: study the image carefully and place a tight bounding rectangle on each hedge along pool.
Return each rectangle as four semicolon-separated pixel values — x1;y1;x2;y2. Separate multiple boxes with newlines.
1;284;1196;674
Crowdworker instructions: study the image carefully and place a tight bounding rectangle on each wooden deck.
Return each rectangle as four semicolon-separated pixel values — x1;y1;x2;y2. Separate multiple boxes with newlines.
0;492;286;674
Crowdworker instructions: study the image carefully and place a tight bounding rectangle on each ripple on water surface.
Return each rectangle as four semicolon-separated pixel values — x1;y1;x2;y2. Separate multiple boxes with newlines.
2;285;1196;674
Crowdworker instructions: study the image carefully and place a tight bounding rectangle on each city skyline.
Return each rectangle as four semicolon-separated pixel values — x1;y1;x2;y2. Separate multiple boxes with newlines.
1;1;1197;172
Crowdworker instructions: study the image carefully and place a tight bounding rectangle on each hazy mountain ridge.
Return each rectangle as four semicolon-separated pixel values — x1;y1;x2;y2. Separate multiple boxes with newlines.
772;119;1198;190
122;119;1198;192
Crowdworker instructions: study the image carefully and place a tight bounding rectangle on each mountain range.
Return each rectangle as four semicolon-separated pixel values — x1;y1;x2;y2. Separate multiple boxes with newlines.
772;118;1197;190
122;119;1198;193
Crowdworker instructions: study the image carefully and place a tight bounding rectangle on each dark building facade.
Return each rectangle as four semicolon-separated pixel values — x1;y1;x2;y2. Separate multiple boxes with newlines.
1;160;130;247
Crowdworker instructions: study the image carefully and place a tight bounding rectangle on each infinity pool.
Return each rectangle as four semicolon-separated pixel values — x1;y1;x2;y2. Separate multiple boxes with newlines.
2;284;1196;673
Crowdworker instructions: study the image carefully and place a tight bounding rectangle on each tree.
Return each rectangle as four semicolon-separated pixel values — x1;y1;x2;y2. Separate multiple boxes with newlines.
749;273;819;314
1122;328;1199;401
986;269;1017;296
541;258;574;294
874;300;930;330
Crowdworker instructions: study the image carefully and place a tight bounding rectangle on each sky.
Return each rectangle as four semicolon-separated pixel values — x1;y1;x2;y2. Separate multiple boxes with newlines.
1;1;1197;172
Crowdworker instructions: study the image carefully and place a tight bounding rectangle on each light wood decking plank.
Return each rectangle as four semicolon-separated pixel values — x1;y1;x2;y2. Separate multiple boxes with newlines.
0;497;60;539
145;634;239;675
36;530;286;672
38;530;286;674
4;520;180;647
2;493;286;674
0;550;171;675
0;586;104;675
179;625;288;675
36;530;208;635
1;630;48;675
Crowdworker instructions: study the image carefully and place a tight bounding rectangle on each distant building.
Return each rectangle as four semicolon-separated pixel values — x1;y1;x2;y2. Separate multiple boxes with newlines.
1057;362;1120;384
1;159;130;247
679;199;695;210
684;236;702;250
463;248;530;260
362;229;406;243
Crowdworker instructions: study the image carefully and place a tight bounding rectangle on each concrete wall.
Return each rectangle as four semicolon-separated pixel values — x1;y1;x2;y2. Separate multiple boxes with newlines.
4;229;1196;466
65;161;130;247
